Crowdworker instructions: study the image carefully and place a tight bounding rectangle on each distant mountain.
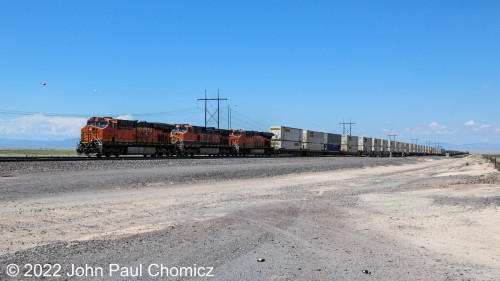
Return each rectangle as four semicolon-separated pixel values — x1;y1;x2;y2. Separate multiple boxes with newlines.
0;138;79;149
440;142;500;153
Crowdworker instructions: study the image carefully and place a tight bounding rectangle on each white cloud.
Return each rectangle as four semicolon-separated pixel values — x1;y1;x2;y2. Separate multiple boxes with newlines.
429;121;446;131
116;114;134;120
0;114;86;140
464;120;495;130
465;120;476;126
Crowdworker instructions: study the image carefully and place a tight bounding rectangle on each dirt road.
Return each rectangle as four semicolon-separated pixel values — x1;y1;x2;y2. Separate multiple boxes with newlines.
1;157;499;280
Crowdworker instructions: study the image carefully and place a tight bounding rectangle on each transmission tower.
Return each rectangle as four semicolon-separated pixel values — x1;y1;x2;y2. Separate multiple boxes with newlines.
387;133;398;142
339;119;355;135
197;89;227;129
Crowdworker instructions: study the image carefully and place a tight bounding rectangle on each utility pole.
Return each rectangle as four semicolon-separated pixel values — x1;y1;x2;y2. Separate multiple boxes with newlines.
204;90;207;128
435;142;441;153
387;133;397;142
227;103;233;130
339;119;356;135
197;89;227;129
217;89;221;129
387;133;397;158
411;138;419;145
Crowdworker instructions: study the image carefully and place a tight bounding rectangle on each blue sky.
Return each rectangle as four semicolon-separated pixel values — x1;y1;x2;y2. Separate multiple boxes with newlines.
0;1;499;148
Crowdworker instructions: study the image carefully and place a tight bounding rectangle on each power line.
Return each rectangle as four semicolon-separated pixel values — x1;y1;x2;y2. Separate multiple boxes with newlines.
0;107;199;119
387;133;397;141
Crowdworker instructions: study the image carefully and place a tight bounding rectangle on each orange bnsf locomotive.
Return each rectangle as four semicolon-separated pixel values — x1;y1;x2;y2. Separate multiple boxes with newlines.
77;117;175;157
230;129;274;156
171;124;232;156
77;117;274;157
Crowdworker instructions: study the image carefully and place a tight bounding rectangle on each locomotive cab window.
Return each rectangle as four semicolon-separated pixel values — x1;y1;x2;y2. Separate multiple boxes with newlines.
96;120;108;128
172;127;187;133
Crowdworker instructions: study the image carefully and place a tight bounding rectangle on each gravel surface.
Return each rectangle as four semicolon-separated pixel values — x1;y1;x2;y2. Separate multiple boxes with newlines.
433;195;500;209
1;156;499;280
0;157;417;201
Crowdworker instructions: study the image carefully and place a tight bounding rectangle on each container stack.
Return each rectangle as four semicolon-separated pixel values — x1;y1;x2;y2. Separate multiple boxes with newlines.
382;139;389;156
363;137;373;156
270;126;303;150
341;135;359;155
323;133;341;152
373;138;382;156
302;130;325;151
390;140;396;154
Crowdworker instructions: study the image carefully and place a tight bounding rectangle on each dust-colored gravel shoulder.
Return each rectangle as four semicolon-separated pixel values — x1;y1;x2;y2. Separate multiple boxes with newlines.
1;156;499;280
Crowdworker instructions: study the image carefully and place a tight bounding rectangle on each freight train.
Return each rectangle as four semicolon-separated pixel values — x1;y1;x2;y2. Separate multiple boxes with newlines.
77;116;466;157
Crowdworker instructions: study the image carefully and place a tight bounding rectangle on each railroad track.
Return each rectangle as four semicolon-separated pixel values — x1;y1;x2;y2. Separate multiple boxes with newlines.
0;155;286;162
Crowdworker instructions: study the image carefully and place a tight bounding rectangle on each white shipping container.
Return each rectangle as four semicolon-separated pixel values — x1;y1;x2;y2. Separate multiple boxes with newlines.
409;144;414;153
382;139;390;156
270;126;303;142
341;135;360;154
363;137;373;154
272;140;301;150
395;142;402;153
302;130;324;144
390;140;396;152
382;139;389;150
373;139;382;153
358;137;364;151
303;142;324;151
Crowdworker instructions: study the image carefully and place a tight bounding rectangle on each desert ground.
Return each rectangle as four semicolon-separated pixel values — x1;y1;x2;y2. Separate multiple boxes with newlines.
0;156;499;280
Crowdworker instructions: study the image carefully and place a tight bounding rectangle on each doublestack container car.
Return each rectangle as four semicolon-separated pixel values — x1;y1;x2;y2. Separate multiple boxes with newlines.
270;126;303;153
341;135;360;155
272;127;342;155
302;130;324;151
373;138;382;156
363;137;373;156
382;139;390;156
324;133;341;152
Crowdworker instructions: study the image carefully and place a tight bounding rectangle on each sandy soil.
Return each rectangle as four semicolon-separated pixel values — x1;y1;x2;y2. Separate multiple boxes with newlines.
0;156;499;280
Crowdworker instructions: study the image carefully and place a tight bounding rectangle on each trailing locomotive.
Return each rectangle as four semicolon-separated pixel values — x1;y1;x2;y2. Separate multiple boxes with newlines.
230;130;274;156
170;125;274;156
171;124;232;156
